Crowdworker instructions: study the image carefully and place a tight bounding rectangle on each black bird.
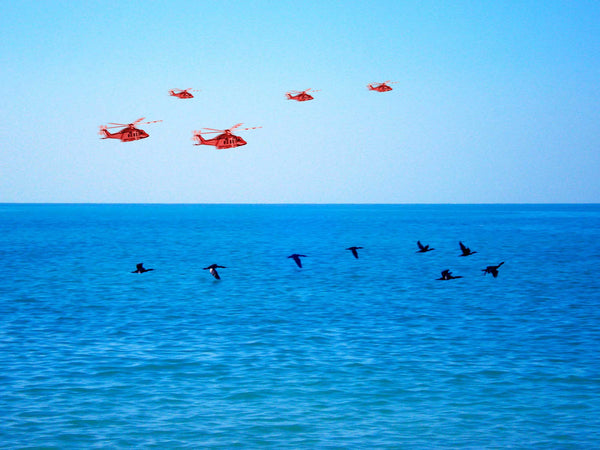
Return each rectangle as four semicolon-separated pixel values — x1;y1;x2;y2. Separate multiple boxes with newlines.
346;246;363;259
437;269;463;280
417;241;434;253
132;263;153;273
459;241;477;256
203;263;226;280
288;254;306;268
482;262;504;278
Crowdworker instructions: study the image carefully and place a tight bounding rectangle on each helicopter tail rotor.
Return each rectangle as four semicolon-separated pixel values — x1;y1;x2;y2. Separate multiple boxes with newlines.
98;126;110;138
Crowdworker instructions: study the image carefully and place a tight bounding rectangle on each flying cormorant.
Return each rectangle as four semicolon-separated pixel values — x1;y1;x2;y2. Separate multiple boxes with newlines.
417;241;434;253
482;262;504;278
437;269;463;280
459;241;477;256
204;264;226;280
132;263;153;273
346;246;363;259
288;254;306;268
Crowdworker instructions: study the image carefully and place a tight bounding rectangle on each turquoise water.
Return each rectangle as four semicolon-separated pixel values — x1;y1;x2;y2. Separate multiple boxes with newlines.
1;204;599;448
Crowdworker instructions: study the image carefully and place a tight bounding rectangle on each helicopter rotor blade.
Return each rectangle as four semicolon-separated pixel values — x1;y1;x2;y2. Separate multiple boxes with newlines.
238;126;262;131
202;128;225;132
132;117;146;125
229;123;244;131
139;119;162;125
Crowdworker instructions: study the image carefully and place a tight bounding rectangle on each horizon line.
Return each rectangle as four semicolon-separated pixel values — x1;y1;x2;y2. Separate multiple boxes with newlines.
2;202;599;206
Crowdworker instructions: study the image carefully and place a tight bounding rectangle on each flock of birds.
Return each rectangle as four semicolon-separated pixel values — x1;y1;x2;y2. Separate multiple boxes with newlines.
132;241;505;281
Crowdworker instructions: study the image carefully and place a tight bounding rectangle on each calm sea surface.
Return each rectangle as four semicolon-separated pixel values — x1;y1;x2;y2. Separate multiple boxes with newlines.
1;204;599;448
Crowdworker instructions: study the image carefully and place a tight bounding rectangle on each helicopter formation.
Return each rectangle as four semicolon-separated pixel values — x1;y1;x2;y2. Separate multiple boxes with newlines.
99;81;396;144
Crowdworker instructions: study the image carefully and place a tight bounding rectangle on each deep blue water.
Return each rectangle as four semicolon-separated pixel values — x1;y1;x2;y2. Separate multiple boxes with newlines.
1;204;599;448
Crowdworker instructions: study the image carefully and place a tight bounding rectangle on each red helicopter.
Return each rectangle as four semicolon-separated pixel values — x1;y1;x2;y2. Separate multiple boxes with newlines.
169;88;199;99
367;81;397;92
99;118;162;142
286;88;320;102
192;124;262;149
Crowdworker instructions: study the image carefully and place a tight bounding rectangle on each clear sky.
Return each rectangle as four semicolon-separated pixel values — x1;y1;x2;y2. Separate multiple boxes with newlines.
1;0;599;203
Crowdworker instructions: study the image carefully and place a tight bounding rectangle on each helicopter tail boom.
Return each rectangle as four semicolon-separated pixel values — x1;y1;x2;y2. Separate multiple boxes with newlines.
193;132;208;145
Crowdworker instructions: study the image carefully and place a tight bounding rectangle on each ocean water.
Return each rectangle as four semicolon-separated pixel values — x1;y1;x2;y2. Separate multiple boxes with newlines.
1;204;599;448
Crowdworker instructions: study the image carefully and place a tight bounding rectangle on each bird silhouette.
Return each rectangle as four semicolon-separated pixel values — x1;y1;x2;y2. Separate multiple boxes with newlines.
346;246;363;259
417;241;434;253
288;254;306;268
132;263;153;273
203;263;226;280
459;241;477;256
437;269;463;280
482;262;504;278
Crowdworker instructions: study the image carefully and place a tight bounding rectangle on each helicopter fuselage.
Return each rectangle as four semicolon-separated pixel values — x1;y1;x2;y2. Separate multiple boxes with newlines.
287;93;314;101
170;90;194;99
368;83;393;92
194;131;247;149
101;126;149;142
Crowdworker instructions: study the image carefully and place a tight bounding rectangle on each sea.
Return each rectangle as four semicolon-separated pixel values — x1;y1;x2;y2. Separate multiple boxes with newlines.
1;204;599;448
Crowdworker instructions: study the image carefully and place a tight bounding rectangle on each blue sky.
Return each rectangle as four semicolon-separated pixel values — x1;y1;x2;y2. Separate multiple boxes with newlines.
1;0;599;203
